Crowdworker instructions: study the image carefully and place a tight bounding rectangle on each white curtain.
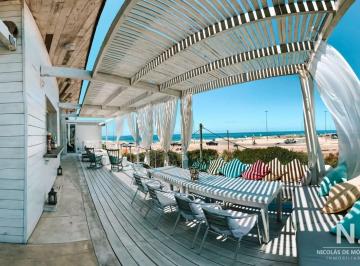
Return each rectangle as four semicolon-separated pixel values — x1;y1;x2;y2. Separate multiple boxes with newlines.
137;105;154;165
180;94;193;168
154;98;178;165
127;112;138;143
310;42;360;178
114;115;125;142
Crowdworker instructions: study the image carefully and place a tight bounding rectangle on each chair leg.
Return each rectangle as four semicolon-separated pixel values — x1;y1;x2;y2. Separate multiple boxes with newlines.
131;189;138;204
171;212;181;235
144;204;152;219
198;227;209;255
191;222;202;249
154;212;163;229
234;238;241;261
256;219;262;245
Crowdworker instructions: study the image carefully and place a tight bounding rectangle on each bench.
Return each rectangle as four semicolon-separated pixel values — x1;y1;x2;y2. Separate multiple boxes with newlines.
291;186;359;265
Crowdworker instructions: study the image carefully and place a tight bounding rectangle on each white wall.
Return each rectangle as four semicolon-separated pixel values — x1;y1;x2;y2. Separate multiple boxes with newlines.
0;0;25;243
23;3;60;241
74;123;102;152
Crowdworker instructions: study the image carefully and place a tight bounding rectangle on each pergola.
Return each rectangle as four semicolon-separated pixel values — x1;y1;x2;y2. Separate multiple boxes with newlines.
41;0;354;183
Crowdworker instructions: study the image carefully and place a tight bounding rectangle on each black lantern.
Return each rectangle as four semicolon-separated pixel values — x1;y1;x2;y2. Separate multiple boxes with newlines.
48;188;57;205
57;165;62;176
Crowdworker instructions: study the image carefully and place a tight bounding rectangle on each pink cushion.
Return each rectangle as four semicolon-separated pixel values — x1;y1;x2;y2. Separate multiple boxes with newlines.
242;160;270;180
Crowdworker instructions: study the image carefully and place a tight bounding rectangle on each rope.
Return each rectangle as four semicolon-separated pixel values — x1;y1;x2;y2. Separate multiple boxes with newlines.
202;126;248;149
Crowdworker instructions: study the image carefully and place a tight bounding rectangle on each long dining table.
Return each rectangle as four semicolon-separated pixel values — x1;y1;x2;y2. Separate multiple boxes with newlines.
149;166;283;243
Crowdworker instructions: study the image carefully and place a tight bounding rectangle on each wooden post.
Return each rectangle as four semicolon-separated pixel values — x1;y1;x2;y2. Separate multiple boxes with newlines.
199;123;203;161
227;130;230;151
135;122;140;163
299;70;325;184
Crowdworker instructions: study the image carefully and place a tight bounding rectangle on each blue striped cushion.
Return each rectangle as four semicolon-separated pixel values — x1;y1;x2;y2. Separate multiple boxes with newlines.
192;161;200;169
192;160;207;171
207;158;225;175
220;159;250;178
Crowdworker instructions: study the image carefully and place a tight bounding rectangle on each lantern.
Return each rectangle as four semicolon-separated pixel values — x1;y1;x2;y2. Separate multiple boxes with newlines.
190;167;199;181
48;188;57;205
57;165;62;176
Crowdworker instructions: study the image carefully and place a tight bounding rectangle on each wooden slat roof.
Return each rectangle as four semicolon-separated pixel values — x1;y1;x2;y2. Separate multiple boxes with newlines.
26;0;105;103
80;0;352;117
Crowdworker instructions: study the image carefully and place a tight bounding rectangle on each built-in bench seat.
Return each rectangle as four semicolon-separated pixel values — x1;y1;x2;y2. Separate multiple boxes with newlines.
291;185;359;265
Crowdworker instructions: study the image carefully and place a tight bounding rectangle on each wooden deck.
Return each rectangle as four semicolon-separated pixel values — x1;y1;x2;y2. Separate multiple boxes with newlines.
80;160;297;265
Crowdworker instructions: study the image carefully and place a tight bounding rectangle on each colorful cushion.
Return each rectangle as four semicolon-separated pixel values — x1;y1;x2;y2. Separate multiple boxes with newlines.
264;158;287;181
220;159;250;178
323;176;360;214
192;160;200;169
281;159;308;184
330;200;360;240
319;162;348;197
207;158;226;175
198;161;208;172
242;160;270;180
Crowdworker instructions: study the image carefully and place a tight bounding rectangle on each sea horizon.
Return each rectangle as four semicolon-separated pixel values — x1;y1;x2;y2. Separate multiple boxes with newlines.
102;129;337;142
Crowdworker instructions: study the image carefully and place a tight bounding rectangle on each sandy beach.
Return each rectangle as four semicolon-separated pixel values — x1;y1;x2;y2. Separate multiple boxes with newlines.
149;135;339;156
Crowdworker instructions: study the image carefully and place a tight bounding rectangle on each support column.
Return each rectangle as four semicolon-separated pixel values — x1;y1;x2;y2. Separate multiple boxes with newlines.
299;70;325;184
60;113;67;154
135;122;140;163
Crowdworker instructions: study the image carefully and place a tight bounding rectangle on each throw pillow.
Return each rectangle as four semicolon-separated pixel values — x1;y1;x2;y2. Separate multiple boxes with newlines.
207;158;226;175
219;159;250;178
242;160;270;180
264;158;287;181
319;162;348;197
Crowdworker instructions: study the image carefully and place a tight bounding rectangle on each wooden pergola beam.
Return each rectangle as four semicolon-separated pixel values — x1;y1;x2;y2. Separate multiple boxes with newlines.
40;66;181;97
82;104;135;112
101;87;128;106
160;41;314;90
130;1;336;85
183;64;306;95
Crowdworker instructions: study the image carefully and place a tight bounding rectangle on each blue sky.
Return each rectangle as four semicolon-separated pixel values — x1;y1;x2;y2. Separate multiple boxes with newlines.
79;0;360;136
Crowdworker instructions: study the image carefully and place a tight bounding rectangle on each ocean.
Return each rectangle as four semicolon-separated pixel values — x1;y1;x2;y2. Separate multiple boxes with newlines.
102;130;336;142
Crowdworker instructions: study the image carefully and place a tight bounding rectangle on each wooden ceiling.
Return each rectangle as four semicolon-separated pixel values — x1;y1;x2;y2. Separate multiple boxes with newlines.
26;0;104;103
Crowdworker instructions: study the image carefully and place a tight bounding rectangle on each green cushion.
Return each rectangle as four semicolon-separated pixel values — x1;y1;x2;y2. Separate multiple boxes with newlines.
109;155;119;164
331;200;360;240
220;159;250;178
192;160;207;171
319;162;348;196
207;158;226;175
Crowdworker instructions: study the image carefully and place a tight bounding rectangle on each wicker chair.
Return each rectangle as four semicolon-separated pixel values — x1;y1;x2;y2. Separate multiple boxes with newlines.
86;147;103;169
107;149;123;171
172;193;221;248
199;207;261;261
144;183;177;228
131;173;162;206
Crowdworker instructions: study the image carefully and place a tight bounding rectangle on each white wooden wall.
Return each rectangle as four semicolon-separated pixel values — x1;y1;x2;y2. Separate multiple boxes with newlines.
0;0;25;243
23;3;60;241
74;123;102;152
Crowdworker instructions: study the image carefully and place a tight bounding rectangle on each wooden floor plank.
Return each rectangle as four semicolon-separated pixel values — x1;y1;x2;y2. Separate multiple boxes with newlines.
81;161;297;266
104;168;296;265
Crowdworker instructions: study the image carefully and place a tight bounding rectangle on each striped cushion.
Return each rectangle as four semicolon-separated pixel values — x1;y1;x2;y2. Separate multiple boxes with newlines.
242;160;270;180
192;160;208;171
207;158;226;175
281;159;308;184
192;161;200;169
198;161;208;172
220;159;250;178
264;158;287;181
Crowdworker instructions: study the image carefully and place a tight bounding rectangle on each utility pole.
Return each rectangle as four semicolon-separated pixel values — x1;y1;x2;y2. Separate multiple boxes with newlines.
265;110;268;140
199;123;203;162
227;130;230;151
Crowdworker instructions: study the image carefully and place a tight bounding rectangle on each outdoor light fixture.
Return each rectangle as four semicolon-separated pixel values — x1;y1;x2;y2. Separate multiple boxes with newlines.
57;165;62;176
48;188;57;205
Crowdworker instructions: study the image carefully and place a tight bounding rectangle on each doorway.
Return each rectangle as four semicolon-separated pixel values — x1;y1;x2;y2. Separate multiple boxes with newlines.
67;124;76;153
